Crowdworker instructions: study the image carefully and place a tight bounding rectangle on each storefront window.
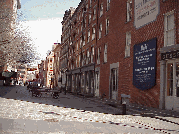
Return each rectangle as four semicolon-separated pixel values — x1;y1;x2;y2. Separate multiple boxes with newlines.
176;62;179;97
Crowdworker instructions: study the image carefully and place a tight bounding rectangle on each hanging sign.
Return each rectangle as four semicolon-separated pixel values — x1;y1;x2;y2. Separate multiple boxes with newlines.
134;0;160;29
133;38;157;90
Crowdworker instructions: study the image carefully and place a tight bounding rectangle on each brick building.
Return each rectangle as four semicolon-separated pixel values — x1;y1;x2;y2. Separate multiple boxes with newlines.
53;43;61;87
38;60;46;86
57;0;179;111
45;51;55;88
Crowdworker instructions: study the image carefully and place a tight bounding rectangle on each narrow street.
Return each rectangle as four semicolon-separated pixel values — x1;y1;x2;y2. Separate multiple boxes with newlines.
0;85;178;133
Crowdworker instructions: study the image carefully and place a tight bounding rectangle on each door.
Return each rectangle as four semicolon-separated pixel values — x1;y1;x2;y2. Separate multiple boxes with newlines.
110;68;118;100
166;60;179;111
95;71;99;97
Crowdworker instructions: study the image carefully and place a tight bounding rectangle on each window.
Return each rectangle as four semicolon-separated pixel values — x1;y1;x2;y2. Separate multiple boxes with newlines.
127;0;132;22
125;32;131;57
76;57;78;67
83;34;86;46
86;4;88;9
91;46;94;63
104;44;107;63
92;27;95;40
93;8;96;20
89;14;91;24
107;0;110;11
49;64;53;69
79;54;81;67
80;36;82;48
86;49;90;64
88;30;90;42
164;11;175;46
83;18;86;28
99;23;102;39
89;0;92;7
100;3;103;17
110;68;118;91
76;40;78;50
97;47;101;64
106;18;109;35
82;52;85;66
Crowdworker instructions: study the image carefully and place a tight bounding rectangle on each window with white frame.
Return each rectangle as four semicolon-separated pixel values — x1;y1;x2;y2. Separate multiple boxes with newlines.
99;23;102;39
97;47;101;64
107;0;110;11
164;11;175;46
125;32;131;57
89;14;91;24
79;54;81;67
76;57;78;67
89;0;92;7
86;49;90;64
49;64;53;69
80;36;82;48
86;3;88;9
88;30;90;42
91;46;94;63
110;68;118;91
83;34;86;46
106;18;109;35
104;44;107;63
76;40;78;50
82;52;85;66
83;18;86;28
93;8;96;20
127;0;132;22
92;27;95;40
100;3;103;17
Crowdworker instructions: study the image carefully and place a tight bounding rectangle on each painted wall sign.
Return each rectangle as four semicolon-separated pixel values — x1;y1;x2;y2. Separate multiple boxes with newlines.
133;38;157;90
134;0;160;29
161;50;179;60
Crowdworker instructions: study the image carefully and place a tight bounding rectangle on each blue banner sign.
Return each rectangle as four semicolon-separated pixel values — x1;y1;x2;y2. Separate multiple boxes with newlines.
133;38;157;90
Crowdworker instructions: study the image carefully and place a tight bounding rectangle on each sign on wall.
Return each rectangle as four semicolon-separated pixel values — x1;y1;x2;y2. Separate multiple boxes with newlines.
133;38;157;90
161;50;179;60
134;0;160;29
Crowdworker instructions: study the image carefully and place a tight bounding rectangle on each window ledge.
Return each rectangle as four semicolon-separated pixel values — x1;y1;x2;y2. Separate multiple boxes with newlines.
124;56;130;58
125;20;131;24
105;33;108;36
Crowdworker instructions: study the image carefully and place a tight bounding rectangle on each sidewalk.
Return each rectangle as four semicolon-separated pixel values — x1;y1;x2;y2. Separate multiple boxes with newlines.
68;92;179;122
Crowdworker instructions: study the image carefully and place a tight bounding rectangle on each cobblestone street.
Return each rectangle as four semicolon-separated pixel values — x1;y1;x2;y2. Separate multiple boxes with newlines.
0;85;179;133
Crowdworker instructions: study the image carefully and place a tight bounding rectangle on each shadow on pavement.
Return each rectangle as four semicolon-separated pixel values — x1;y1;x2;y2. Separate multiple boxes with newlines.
1;85;179;127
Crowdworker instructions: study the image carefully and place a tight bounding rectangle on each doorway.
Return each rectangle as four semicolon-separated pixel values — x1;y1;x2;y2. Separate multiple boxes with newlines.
166;60;179;111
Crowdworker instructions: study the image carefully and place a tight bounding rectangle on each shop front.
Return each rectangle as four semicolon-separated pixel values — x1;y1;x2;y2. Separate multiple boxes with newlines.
160;45;179;111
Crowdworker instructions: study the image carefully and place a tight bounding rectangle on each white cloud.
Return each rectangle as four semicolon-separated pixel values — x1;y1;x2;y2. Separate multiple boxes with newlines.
20;18;63;60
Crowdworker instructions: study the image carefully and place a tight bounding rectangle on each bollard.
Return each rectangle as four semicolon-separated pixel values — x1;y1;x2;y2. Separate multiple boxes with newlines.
122;101;126;115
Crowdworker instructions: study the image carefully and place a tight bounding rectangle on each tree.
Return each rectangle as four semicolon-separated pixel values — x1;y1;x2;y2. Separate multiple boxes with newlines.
0;1;39;71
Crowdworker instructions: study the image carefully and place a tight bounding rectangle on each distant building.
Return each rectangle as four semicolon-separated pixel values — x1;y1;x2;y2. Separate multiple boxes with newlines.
44;44;57;88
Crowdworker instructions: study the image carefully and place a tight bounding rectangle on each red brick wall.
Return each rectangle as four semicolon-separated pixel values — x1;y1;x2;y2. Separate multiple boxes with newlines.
99;0;178;108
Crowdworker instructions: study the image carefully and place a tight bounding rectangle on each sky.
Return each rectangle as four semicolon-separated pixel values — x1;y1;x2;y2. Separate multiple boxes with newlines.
18;0;81;61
